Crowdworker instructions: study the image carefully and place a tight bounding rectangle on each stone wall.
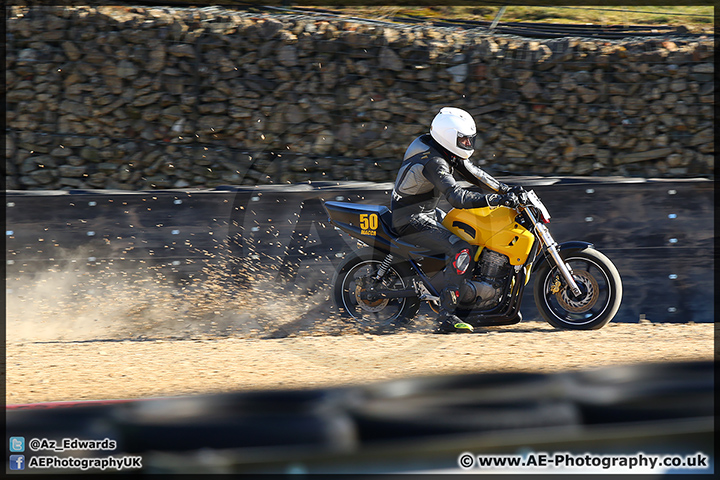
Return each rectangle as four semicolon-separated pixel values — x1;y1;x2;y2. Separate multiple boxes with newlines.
5;5;715;190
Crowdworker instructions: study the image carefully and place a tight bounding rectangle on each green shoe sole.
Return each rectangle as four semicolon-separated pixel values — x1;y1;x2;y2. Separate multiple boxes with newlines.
453;322;474;333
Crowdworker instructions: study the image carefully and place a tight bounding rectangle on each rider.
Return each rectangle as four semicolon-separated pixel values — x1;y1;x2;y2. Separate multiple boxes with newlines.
390;107;520;333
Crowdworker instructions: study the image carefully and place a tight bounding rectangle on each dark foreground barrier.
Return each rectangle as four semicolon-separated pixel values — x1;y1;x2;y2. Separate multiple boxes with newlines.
6;361;714;474
5;177;714;323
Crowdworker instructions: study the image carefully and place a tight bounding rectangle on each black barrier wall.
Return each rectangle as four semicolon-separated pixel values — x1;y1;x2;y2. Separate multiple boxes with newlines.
5;178;714;323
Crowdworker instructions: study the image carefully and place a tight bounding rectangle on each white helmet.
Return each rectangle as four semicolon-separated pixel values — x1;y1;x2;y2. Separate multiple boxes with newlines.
430;107;477;159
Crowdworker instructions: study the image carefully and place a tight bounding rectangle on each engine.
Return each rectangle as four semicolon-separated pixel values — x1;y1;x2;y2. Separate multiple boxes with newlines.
460;249;512;309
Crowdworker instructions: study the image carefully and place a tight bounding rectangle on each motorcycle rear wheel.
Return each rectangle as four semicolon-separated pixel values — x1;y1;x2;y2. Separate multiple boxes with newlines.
332;248;420;332
534;247;622;330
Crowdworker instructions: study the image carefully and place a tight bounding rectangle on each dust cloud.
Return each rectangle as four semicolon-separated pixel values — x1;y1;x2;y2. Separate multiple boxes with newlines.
5;243;427;345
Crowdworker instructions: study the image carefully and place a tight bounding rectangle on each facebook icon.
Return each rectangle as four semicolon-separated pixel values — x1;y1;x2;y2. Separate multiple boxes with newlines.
9;454;25;470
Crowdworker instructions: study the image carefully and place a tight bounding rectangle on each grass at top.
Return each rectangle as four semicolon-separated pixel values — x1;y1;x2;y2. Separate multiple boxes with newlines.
27;3;713;33
329;5;714;31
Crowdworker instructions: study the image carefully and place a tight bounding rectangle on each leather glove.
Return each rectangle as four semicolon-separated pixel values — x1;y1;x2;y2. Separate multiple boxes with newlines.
508;185;525;195
487;192;519;208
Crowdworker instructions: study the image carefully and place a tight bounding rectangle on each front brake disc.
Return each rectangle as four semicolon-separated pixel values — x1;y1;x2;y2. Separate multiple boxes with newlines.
556;270;599;313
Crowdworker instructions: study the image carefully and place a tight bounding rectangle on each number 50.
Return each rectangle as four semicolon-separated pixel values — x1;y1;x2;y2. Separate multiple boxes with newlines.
359;213;378;230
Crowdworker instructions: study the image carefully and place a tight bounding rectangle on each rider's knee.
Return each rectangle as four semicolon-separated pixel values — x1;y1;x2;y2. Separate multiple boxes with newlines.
451;246;473;276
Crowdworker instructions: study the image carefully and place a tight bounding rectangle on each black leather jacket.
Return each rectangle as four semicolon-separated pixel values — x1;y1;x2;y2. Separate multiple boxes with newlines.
391;134;508;232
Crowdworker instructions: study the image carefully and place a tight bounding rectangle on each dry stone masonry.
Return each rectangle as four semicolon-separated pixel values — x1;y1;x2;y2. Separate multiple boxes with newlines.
5;5;715;190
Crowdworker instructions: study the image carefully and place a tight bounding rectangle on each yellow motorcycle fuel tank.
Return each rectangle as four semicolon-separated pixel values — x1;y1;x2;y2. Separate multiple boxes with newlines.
442;206;535;265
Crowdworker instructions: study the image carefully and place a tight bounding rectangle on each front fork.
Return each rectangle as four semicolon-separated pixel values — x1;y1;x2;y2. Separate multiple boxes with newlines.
526;210;582;297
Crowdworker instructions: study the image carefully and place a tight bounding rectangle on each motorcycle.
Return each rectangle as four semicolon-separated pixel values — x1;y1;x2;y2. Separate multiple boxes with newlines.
323;187;622;331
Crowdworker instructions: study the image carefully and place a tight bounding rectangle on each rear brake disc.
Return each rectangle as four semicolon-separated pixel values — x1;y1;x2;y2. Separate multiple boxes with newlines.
354;283;389;312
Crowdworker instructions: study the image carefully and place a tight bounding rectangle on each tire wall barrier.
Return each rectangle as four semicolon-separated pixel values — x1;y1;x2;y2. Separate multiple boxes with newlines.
6;177;714;323
6;361;714;474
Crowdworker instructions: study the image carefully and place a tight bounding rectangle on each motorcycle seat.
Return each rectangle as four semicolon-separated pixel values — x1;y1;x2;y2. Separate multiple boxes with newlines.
382;207;447;240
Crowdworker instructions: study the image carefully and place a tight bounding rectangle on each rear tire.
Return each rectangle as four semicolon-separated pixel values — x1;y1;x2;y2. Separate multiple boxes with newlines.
332;248;420;332
533;247;622;330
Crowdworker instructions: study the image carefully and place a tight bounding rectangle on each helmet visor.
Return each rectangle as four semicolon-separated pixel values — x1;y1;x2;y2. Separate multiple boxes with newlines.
456;133;476;151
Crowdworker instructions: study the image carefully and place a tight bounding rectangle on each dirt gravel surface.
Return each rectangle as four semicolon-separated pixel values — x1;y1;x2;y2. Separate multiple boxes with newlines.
6;264;714;405
6;321;714;405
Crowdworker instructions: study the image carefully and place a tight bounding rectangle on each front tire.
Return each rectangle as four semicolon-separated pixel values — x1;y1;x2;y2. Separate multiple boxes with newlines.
534;247;622;330
332;248;420;332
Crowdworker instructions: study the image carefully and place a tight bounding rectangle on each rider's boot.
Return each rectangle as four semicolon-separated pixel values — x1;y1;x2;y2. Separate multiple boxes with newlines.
434;286;474;334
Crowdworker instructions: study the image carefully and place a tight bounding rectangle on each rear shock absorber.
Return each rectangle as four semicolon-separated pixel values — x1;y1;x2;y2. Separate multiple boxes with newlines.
374;253;394;282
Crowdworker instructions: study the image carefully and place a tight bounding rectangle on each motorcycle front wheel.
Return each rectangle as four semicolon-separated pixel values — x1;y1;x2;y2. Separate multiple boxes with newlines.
533;247;622;330
332;247;420;332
